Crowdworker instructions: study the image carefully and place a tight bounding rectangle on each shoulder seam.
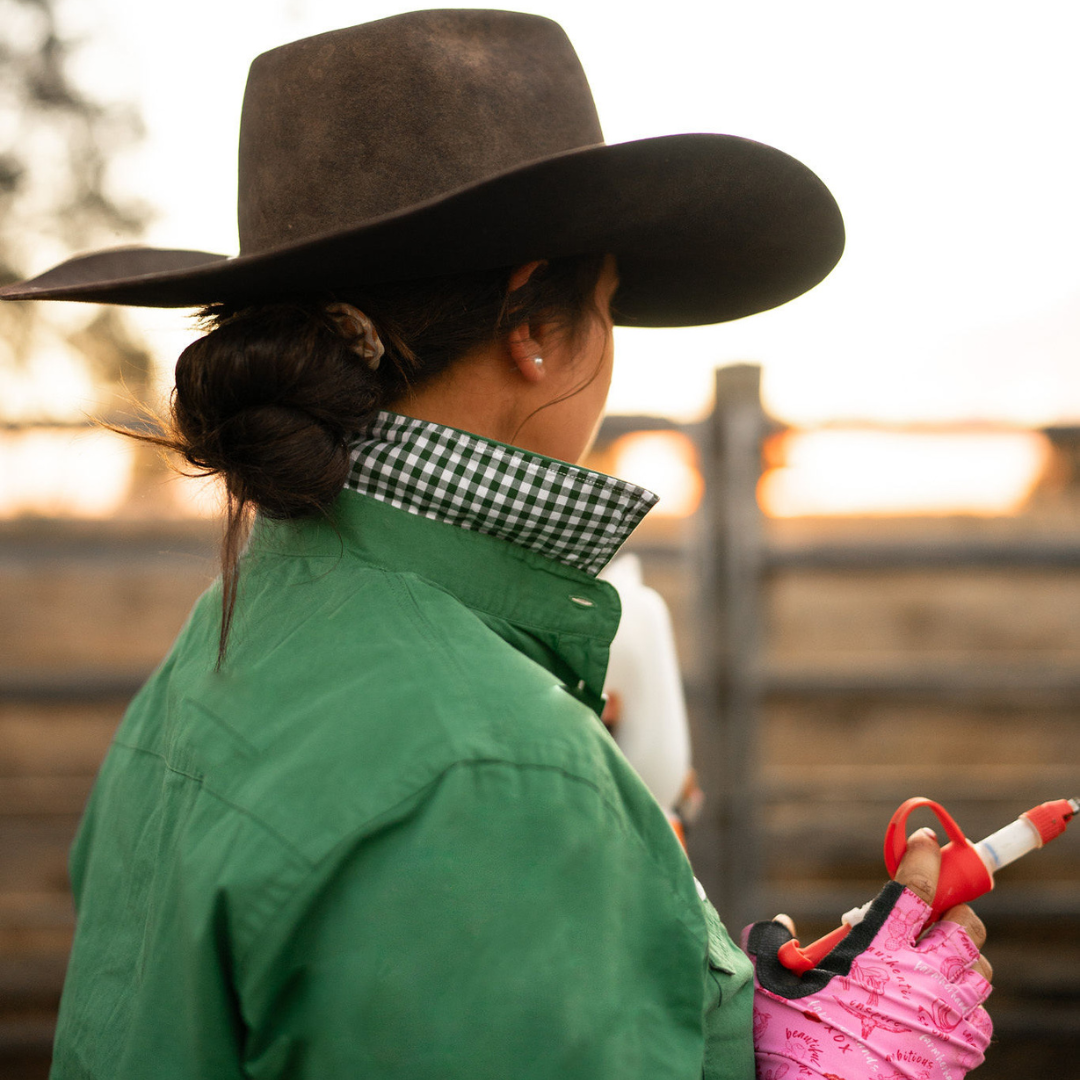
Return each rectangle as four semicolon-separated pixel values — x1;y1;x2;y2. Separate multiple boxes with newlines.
110;738;313;868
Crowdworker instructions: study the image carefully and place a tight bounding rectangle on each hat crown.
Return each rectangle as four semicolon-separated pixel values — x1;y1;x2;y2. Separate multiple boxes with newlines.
237;10;604;256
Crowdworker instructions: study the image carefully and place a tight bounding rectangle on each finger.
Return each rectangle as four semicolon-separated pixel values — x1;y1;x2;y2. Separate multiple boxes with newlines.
772;913;796;936
893;827;940;906
973;952;993;982
939;903;987;951
919;912;992;992
600;690;622;731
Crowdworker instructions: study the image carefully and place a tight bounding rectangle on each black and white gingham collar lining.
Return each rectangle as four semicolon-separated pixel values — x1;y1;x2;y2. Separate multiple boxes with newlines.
344;411;658;576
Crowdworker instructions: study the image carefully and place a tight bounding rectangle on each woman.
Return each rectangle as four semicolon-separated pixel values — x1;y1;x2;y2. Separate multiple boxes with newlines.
3;10;992;1079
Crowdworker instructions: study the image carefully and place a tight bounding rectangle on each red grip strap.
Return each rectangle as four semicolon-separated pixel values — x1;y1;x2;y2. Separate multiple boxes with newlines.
884;797;993;921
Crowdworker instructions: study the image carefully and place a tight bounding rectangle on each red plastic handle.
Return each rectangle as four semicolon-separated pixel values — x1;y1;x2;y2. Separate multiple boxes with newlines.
777;797;994;975
778;797;1076;977
883;797;993;922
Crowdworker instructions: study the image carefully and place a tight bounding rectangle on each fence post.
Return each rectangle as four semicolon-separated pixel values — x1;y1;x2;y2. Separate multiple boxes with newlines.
698;363;767;929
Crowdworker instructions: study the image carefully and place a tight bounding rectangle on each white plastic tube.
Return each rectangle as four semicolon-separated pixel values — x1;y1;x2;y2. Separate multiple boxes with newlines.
975;817;1043;873
600;554;692;812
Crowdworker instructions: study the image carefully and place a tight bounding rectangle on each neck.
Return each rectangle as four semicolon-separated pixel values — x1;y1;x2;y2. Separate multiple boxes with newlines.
388;345;524;447
388;342;586;459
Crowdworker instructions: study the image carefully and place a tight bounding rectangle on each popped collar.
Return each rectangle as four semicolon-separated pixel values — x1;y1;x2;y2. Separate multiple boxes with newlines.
246;412;659;715
344;411;659;577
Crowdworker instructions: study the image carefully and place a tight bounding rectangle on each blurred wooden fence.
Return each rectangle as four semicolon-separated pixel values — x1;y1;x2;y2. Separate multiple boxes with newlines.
688;365;1080;1075
0;521;218;1079
599;367;1080;1076
2;373;1079;1077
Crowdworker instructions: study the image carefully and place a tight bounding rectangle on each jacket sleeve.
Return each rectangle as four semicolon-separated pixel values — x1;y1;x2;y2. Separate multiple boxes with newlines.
239;759;710;1080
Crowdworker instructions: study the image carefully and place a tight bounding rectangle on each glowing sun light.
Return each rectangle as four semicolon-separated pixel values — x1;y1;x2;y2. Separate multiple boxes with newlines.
760;430;1052;518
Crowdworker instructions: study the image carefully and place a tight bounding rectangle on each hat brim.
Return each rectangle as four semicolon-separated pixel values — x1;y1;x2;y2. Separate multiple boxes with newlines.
0;133;843;328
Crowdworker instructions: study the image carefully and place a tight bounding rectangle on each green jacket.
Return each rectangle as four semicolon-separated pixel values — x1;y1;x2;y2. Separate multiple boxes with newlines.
53;491;754;1079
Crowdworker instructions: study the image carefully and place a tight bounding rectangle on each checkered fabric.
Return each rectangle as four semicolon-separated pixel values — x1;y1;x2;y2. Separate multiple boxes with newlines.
345;411;658;576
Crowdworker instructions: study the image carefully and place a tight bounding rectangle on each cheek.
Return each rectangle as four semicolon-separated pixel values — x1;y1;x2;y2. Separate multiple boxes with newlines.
596;327;615;398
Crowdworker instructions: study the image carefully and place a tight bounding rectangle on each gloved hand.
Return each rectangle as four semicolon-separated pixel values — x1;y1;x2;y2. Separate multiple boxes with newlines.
743;829;993;1079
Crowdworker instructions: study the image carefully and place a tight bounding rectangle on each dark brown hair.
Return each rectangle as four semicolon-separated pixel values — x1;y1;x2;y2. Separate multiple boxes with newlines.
129;254;607;665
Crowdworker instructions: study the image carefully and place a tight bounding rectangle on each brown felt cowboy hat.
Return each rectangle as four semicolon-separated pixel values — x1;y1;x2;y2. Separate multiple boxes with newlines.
0;9;844;327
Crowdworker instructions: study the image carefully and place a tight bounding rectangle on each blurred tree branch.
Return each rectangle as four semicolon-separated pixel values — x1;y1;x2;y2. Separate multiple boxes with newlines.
0;0;151;394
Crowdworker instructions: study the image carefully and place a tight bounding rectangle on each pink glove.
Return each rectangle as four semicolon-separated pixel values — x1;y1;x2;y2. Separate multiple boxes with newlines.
743;881;992;1080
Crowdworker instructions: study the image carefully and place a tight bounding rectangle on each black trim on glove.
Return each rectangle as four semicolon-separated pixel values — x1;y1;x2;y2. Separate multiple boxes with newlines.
746;880;906;1000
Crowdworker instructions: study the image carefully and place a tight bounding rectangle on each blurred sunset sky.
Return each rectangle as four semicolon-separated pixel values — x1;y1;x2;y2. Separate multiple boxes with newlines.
40;0;1077;426
3;0;1079;516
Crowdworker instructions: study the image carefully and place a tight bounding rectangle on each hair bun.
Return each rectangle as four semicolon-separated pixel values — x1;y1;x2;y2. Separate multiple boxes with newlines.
213;403;350;517
172;302;378;518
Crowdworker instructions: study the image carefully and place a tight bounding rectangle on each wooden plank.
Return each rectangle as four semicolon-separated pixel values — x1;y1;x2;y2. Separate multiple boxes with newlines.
699;364;768;928
986;1007;1080;1038
0;1014;56;1058
0;821;78;895
0;706;118;776
0;958;67;1001
762;701;1080;773
763;762;1079;802
0;894;75;933
0;517;216;562
0;563;211;669
990;941;1080;996
0;897;74;976
0;670;147;703
766;568;1080;660
765;537;1080;570
0;778;94;816
0;896;74;964
763;661;1080;699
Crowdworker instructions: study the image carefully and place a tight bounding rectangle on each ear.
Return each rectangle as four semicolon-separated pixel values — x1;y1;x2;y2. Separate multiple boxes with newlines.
507;324;546;383
507;259;545;294
506;260;548;383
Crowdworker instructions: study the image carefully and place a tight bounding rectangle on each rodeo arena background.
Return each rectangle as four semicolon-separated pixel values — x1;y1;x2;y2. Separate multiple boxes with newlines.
0;1;1078;1078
